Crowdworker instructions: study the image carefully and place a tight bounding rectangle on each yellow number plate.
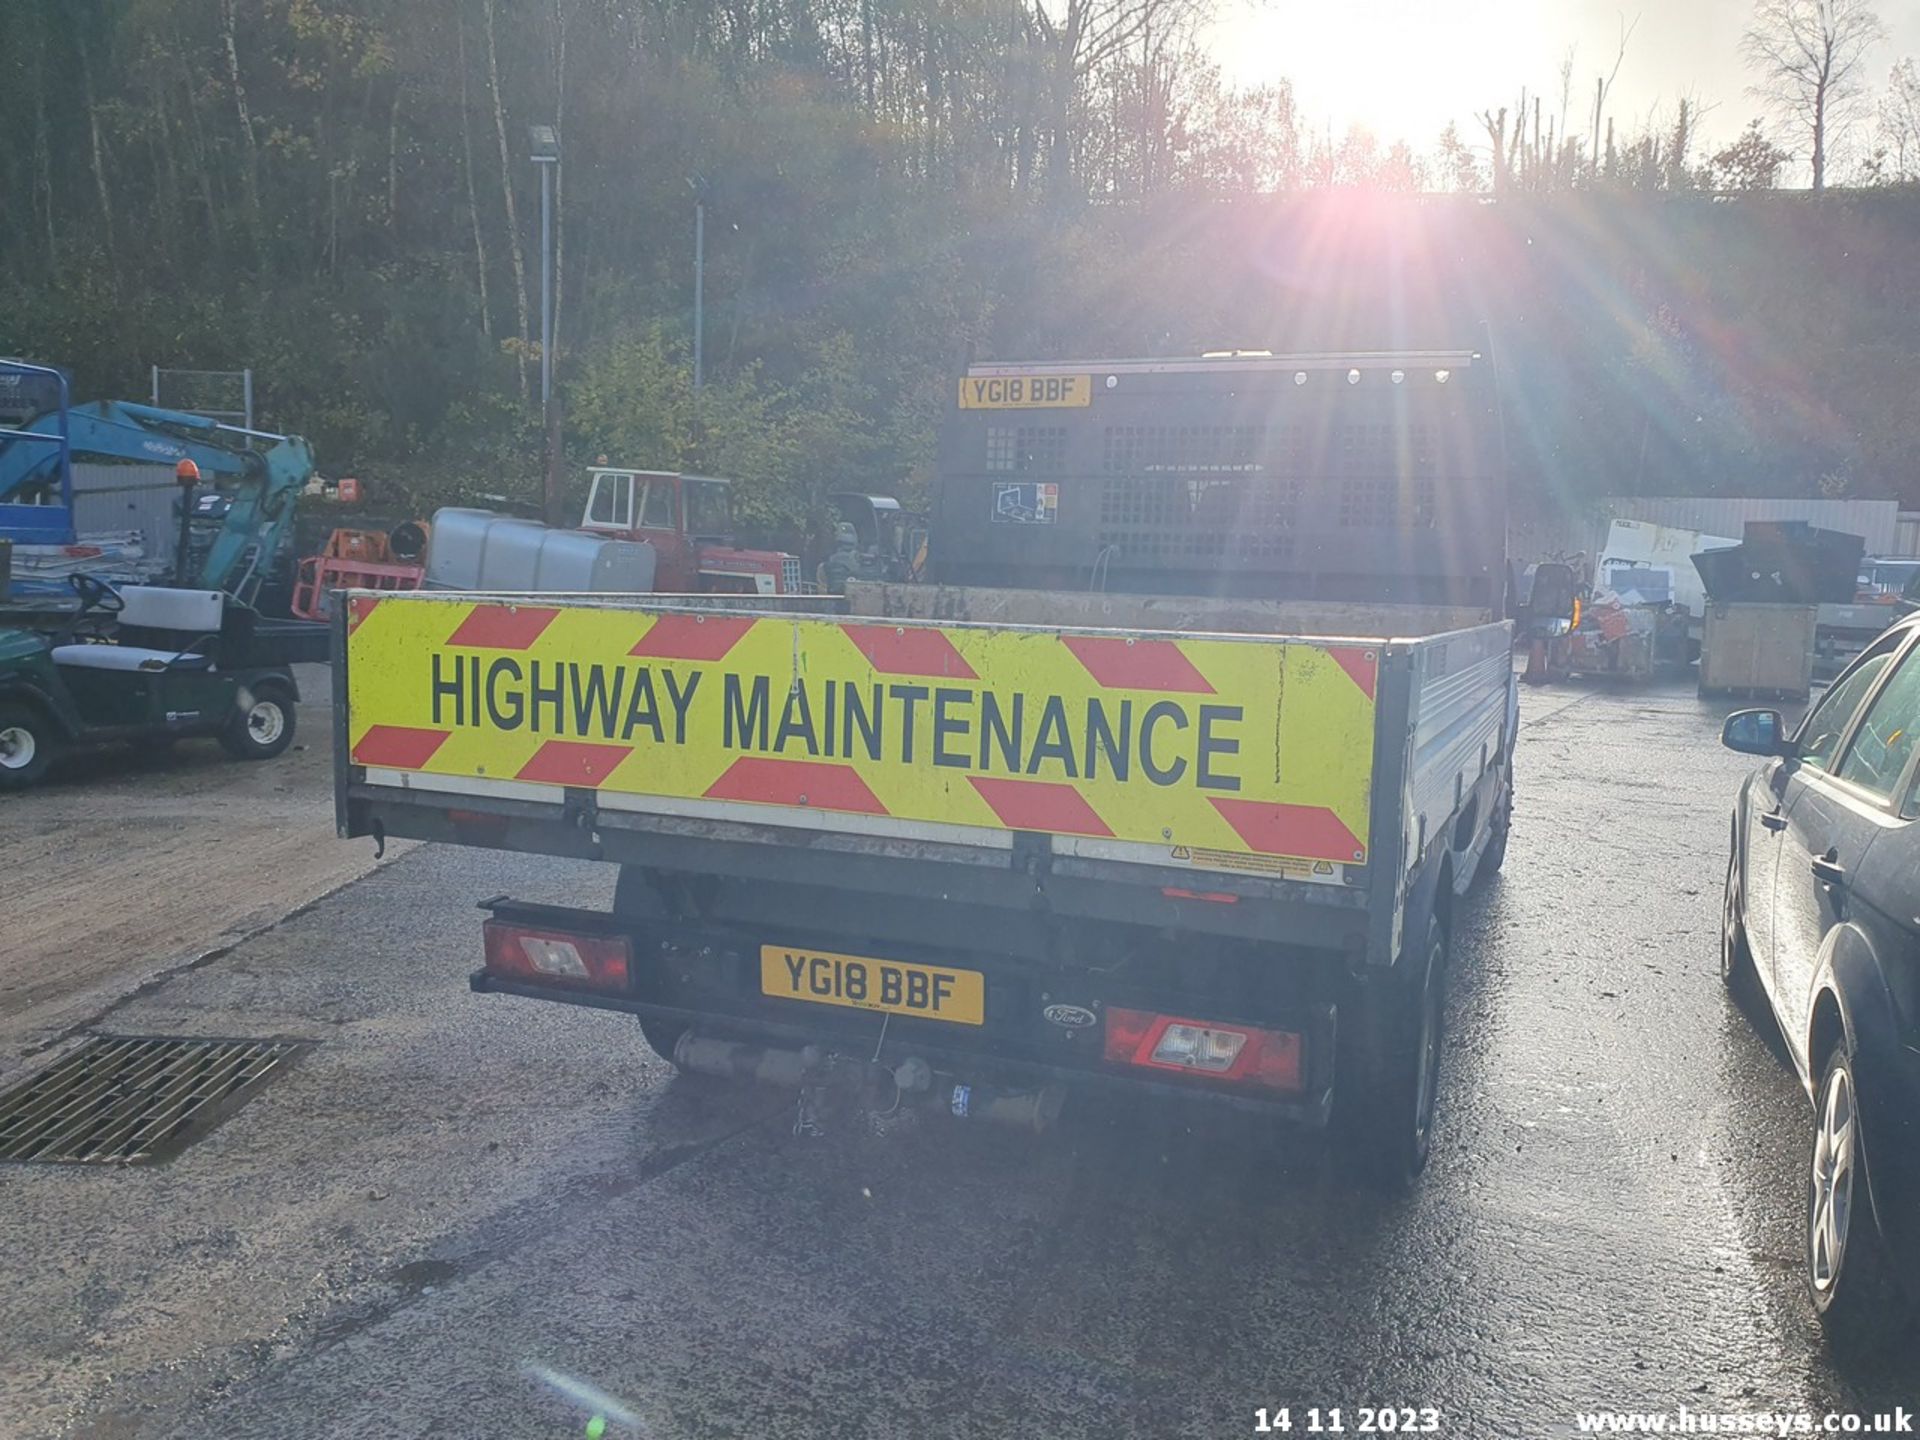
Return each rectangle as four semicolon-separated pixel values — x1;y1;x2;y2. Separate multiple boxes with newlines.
957;374;1092;409
759;946;984;1026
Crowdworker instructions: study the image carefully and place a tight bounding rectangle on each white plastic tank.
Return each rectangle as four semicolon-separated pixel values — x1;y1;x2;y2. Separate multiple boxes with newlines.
424;507;657;593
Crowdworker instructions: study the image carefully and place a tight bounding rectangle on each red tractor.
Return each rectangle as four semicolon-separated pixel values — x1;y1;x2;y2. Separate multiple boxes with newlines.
579;467;802;595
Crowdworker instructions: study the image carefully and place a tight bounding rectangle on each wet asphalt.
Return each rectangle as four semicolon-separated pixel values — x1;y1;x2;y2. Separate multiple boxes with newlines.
1;677;1915;1439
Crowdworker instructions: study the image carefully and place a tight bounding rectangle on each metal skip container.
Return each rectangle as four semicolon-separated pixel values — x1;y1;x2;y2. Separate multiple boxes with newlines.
1698;602;1819;699
1692;521;1860;700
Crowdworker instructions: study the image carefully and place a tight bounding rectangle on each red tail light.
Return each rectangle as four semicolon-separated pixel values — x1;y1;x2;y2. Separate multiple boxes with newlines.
1102;1006;1304;1094
482;919;631;990
1160;887;1240;904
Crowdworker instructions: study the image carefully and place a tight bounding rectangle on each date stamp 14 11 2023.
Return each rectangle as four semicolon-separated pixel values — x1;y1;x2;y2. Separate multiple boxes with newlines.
1255;1408;1444;1435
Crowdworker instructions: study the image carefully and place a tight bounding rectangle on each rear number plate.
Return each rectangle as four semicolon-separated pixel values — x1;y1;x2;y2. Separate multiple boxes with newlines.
759;946;984;1026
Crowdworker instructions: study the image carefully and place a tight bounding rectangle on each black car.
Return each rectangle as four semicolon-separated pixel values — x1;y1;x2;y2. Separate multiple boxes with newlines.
1721;614;1920;1347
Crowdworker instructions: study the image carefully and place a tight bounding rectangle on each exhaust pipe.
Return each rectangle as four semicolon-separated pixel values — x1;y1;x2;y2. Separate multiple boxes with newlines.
672;1033;825;1087
935;1080;1067;1134
671;1032;1066;1132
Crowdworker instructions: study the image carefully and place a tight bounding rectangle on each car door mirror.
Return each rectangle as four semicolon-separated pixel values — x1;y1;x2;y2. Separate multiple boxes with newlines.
1722;708;1790;757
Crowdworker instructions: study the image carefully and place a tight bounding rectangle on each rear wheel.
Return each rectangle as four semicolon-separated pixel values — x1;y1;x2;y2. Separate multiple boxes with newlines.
614;865;692;1071
637;1018;688;1068
1807;1045;1907;1351
0;704;57;791
219;682;296;761
1338;911;1450;1190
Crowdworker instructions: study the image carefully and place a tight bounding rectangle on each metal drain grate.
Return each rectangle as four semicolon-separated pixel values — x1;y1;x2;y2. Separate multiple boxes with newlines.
0;1035;306;1164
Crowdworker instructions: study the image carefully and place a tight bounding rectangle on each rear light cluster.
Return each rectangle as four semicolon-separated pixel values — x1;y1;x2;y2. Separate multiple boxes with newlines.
1159;887;1240;904
482;919;631;990
1103;1006;1303;1093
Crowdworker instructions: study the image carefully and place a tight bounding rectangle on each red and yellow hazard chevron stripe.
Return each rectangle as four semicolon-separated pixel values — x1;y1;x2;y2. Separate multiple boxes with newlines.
345;595;1377;864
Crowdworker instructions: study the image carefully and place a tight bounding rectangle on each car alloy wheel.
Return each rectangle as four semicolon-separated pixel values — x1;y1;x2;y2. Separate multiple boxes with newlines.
1808;1060;1857;1299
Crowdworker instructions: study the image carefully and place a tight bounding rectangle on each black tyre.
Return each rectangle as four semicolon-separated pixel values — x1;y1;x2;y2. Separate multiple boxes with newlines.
1477;764;1512;883
637;1017;688;1068
612;865;691;1072
1338;911;1450;1190
219;683;296;761
1721;837;1760;1001
0;703;57;791
1806;1045;1908;1351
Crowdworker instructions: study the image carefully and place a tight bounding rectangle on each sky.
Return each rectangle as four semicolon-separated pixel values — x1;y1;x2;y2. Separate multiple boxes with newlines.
1202;0;1920;173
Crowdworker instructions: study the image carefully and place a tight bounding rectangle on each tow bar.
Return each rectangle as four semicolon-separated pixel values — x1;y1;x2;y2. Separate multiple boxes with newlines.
670;1032;1067;1134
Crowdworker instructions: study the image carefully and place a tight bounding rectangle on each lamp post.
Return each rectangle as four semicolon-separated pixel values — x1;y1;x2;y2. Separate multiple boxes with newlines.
530;125;561;523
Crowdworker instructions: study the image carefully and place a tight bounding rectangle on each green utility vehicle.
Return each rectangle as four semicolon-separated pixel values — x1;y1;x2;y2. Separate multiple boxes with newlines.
0;577;297;791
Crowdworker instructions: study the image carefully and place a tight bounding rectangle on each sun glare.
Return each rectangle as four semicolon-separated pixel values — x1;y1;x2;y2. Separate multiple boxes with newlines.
1208;0;1552;149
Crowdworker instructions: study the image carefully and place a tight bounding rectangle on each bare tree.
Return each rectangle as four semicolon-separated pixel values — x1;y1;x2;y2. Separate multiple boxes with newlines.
1593;14;1639;168
219;0;263;234
1741;0;1886;192
1870;56;1920;180
1558;47;1575;143
456;13;492;339
1028;0;1213;201
484;0;531;401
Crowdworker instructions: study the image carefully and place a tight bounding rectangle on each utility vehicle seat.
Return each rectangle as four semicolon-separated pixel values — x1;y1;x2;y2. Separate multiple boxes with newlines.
51;645;214;673
52;586;224;674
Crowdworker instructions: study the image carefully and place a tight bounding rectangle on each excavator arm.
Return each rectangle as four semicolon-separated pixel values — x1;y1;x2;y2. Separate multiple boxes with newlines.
192;427;315;600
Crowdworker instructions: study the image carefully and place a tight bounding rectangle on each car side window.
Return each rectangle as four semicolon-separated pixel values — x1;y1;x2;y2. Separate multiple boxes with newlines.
1797;641;1902;772
1837;649;1920;800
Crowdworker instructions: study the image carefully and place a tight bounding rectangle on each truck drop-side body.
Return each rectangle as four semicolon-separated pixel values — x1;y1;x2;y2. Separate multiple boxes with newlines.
334;352;1515;1163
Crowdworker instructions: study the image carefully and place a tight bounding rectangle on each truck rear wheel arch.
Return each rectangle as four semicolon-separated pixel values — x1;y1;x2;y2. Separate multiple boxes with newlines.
1449;799;1480;856
1331;844;1456;1185
614;866;716;1068
1403;846;1455;960
1809;990;1846;1088
1337;903;1451;1188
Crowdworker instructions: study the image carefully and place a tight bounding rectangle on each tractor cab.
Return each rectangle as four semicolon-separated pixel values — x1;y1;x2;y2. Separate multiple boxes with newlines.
816;492;928;593
580;468;799;595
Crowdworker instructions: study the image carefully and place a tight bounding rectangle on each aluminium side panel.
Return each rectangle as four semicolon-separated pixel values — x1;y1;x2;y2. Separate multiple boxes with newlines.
1402;622;1512;890
1363;646;1418;969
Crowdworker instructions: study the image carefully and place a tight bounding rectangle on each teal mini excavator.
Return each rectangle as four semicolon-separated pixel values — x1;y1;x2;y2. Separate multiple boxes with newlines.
0;358;316;605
